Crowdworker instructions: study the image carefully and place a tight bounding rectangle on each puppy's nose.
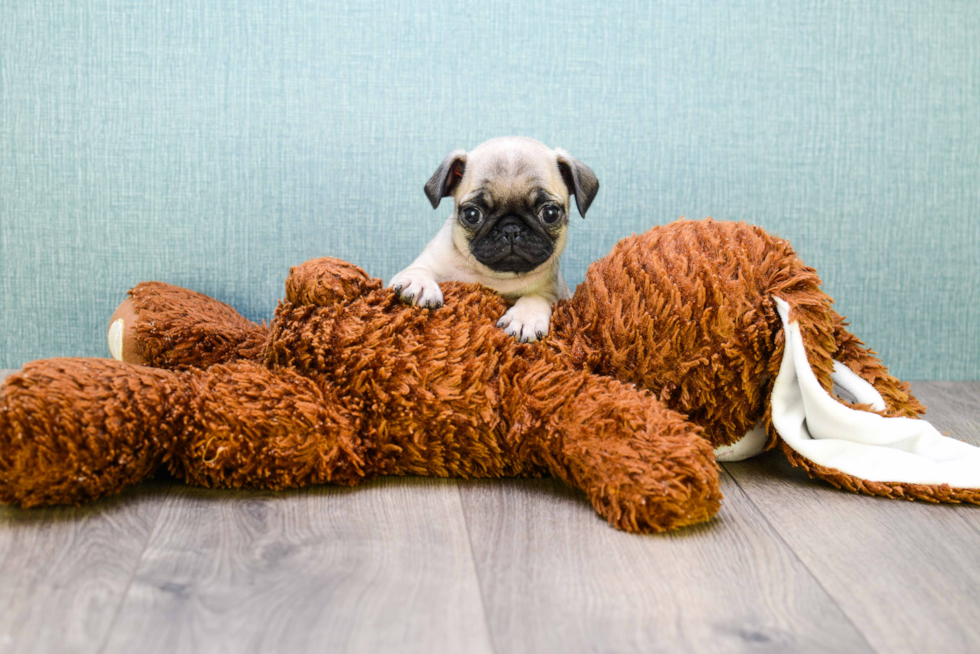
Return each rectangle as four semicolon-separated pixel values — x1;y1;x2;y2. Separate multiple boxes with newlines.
499;216;523;244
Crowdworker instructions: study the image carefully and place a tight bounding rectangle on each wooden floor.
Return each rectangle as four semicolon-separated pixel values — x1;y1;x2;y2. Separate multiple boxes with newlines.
1;370;978;654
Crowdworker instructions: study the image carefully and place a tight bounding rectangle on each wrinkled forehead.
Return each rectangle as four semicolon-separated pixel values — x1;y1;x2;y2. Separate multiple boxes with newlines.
459;148;566;205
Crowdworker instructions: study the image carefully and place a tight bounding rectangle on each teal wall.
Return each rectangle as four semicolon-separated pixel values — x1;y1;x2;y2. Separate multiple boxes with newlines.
1;1;978;379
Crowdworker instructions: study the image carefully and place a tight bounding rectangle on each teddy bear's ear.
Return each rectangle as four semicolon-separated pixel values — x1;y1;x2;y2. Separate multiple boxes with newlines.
285;258;383;307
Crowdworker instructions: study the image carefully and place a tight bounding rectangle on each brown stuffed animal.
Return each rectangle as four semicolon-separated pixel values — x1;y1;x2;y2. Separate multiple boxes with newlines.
1;219;977;532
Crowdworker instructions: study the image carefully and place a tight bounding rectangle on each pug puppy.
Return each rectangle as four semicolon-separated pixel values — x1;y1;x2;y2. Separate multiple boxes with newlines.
388;137;599;342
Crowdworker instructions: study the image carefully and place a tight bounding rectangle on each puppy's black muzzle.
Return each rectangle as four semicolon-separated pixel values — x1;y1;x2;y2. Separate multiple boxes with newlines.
471;215;554;273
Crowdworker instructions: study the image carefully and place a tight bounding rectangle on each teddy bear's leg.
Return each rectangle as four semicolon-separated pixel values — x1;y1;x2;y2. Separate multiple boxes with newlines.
168;362;366;490
0;358;190;507
108;282;269;369
513;371;722;533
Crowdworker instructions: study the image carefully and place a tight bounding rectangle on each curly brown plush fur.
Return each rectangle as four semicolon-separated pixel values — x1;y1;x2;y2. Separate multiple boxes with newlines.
0;219;938;532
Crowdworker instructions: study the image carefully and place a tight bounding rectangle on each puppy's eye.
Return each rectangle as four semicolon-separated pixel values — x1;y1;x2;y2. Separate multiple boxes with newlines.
540;205;562;224
461;206;482;225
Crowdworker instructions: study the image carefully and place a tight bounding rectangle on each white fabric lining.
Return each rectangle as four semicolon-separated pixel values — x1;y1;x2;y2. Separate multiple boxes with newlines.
714;421;768;462
831;361;886;411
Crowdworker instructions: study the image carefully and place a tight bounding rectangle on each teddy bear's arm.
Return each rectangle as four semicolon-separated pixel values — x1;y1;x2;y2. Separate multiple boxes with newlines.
109;282;269;369
109;257;387;370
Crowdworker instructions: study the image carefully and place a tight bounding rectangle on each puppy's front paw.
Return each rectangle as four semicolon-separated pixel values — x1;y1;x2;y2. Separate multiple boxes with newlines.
497;298;552;343
388;268;444;309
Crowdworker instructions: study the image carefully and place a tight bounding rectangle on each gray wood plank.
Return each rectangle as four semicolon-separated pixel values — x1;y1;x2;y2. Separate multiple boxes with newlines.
459;472;872;654
0;490;170;654
724;381;980;654
101;479;494;654
0;369;171;654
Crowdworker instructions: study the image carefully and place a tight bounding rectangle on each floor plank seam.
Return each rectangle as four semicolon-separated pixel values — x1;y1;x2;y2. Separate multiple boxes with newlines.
455;481;501;654
719;464;881;654
93;483;173;654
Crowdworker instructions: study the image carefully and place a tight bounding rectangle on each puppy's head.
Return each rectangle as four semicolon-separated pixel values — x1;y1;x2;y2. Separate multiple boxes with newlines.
424;137;599;276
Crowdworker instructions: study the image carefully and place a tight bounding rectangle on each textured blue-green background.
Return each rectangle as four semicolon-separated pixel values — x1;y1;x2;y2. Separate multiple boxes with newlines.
1;1;978;378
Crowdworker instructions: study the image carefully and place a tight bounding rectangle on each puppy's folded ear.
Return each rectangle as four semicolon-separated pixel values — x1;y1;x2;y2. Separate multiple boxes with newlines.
555;148;600;217
424;149;467;209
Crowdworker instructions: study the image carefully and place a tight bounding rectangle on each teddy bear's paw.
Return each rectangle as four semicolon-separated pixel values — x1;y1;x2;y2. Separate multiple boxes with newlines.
590;479;721;534
496;296;552;342
108;317;125;360
389;268;444;309
578;434;722;533
107;297;148;365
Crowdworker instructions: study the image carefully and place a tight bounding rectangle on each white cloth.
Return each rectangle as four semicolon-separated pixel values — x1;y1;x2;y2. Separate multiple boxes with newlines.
715;297;980;489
